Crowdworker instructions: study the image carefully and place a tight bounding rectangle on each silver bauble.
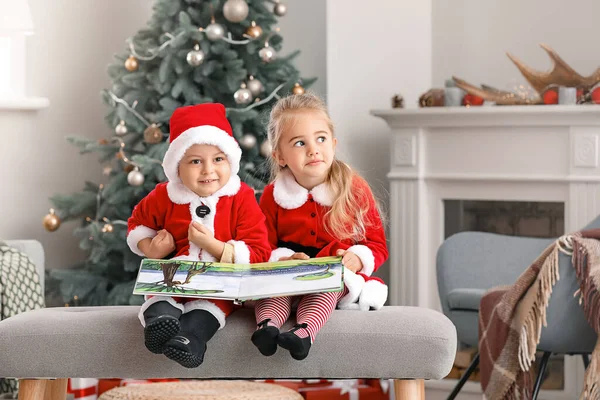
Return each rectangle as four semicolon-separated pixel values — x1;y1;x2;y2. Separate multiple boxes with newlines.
247;78;264;97
240;134;257;149
259;46;276;62
127;168;145;186
274;2;287;16
244;162;255;171
205;23;225;41
115;121;128;136
234;86;253;105
260;141;272;157
223;0;249;23
186;45;205;66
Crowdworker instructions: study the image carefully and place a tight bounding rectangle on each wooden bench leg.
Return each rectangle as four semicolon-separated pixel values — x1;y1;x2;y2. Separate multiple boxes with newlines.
394;379;425;400
17;379;67;400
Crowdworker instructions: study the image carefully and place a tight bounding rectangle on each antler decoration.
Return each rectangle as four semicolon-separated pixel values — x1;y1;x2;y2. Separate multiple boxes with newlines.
452;44;600;105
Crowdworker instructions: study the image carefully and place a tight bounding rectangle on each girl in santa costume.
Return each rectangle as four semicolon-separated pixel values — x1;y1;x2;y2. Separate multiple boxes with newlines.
127;103;270;368
251;93;389;360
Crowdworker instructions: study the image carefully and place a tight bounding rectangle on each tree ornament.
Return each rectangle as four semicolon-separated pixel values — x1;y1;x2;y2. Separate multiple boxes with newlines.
240;133;257;149
292;83;305;95
234;83;253;105
223;0;249;23
98;138;108;145
205;22;225;41
144;123;163;144
43;209;61;232
127;167;145;186
103;166;113;176
186;44;205;67
244;161;255;170
247;76;264;97
273;1;287;16
124;55;139;71
259;45;276;63
260;141;272;157
245;21;263;39
101;224;114;233
124;164;135;173
115;120;128;136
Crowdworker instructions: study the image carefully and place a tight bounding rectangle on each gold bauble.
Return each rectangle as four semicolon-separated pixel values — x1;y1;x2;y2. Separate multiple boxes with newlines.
98;138;108;145
102;224;114;233
245;21;263;39
43;209;61;232
144;124;163;144
124;164;135;173
125;56;139;72
292;83;305;95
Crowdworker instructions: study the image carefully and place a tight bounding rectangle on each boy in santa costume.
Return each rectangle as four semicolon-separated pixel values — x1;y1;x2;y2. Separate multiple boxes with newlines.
127;103;270;368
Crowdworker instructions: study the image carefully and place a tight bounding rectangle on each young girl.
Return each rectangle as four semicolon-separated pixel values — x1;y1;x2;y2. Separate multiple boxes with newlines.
251;93;389;360
127;103;270;368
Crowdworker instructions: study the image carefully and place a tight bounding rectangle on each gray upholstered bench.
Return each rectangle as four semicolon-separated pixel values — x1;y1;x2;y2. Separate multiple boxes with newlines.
0;241;456;399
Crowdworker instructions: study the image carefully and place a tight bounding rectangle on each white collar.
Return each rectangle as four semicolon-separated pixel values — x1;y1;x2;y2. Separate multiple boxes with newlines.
272;169;334;209
166;174;241;204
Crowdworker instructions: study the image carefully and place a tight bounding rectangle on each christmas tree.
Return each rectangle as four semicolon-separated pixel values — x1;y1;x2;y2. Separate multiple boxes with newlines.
43;0;314;307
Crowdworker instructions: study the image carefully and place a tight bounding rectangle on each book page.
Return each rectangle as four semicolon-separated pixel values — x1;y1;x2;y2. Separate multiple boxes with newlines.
133;259;247;300
237;256;344;301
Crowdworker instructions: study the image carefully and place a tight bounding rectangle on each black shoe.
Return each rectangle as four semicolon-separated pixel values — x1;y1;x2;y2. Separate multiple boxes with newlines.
251;319;280;356
164;309;220;368
143;300;182;354
277;323;312;360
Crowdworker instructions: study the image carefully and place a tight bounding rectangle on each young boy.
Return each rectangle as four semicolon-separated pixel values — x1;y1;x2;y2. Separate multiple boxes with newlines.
127;103;270;368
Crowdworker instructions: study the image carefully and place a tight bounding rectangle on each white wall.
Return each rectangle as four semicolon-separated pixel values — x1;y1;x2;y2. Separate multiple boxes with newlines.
327;0;432;284
433;0;600;90
0;0;326;271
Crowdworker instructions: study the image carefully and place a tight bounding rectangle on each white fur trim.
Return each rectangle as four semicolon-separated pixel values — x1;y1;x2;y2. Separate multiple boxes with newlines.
138;296;184;327
166;175;241;205
127;225;158;257
268;247;295;262
347;245;375;276
273;169;333;209
358;280;388;311
163;125;242;185
337;269;365;310
184;299;227;329
228;240;251;264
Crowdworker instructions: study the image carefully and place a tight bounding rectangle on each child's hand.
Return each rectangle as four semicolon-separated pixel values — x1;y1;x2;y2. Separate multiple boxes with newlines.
188;221;215;249
278;252;310;261
145;229;176;259
336;249;363;273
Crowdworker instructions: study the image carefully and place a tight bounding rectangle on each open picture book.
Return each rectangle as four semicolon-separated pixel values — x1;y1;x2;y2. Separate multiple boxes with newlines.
132;256;344;303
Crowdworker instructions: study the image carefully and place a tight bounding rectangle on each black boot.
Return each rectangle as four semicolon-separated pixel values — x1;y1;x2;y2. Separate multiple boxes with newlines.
251;319;279;356
164;309;220;368
143;300;182;354
277;323;312;360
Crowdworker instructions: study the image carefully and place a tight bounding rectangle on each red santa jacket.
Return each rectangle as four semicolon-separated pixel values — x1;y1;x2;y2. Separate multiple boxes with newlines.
127;175;270;264
259;169;389;310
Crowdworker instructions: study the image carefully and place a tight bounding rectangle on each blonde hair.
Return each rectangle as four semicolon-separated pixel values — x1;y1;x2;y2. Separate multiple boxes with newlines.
266;92;384;242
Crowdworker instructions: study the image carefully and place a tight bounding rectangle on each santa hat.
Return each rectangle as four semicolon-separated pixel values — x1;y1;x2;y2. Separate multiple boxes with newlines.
162;103;242;183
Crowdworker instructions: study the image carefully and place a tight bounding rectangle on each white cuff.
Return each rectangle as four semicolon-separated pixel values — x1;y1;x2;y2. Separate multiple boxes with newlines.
227;240;251;264
347;245;375;276
127;225;158;257
268;247;295;262
138;296;184;327
184;299;227;329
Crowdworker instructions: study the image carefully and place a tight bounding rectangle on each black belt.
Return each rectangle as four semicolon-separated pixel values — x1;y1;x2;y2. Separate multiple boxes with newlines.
277;241;322;258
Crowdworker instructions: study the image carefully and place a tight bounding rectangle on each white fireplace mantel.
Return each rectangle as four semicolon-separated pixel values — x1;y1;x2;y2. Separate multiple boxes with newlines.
372;105;600;398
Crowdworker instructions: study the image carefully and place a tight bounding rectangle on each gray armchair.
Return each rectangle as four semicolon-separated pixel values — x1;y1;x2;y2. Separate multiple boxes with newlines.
436;221;599;399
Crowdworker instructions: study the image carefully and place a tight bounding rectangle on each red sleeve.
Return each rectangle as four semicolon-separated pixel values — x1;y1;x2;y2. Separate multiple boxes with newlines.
316;179;388;276
229;185;271;263
126;185;167;256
